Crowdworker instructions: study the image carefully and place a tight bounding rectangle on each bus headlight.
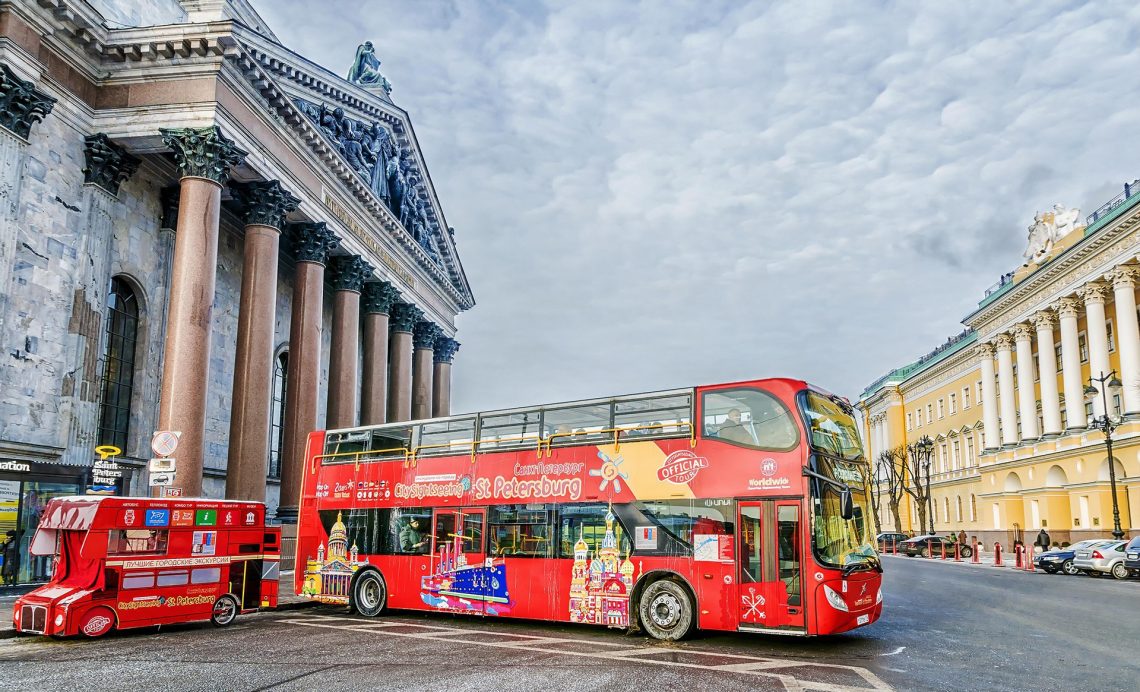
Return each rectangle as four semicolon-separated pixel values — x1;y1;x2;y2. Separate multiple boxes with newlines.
824;585;849;612
54;614;64;628
875;588;883;605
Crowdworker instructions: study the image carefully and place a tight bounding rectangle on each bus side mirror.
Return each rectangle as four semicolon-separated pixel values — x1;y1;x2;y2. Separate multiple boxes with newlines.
840;489;854;520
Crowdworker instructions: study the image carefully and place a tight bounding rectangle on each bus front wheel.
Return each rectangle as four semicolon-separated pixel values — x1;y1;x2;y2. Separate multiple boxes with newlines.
210;595;239;627
353;571;387;617
638;579;694;641
79;606;115;638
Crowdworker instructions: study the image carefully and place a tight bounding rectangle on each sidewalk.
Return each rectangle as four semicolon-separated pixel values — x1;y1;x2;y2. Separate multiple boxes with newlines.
0;570;313;640
881;550;1041;570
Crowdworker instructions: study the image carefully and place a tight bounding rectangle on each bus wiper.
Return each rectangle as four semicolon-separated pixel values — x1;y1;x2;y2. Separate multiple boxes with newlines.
842;554;882;577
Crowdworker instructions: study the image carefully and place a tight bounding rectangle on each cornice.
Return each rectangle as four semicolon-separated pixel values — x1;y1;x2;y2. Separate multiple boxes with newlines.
966;202;1140;339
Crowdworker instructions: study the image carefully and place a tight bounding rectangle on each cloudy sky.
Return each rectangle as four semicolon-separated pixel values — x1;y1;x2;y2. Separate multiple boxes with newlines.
256;0;1140;414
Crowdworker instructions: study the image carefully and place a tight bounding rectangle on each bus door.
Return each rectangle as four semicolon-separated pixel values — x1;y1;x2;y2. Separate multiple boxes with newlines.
430;508;489;614
737;500;805;631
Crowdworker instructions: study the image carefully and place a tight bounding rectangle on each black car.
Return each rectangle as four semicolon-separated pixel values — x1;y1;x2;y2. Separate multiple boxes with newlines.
900;534;974;558
1124;536;1140;576
877;532;909;551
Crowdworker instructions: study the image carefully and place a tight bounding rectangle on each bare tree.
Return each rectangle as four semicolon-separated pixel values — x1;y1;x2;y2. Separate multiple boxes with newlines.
901;439;933;535
877;447;907;533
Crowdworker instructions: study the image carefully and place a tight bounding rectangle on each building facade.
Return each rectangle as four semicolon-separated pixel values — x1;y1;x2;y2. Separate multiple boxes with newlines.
860;191;1140;546
0;0;474;583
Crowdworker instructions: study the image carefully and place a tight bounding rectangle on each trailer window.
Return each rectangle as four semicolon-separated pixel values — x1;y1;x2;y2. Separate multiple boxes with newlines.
156;570;189;587
108;529;169;556
122;571;155;589
191;567;221;584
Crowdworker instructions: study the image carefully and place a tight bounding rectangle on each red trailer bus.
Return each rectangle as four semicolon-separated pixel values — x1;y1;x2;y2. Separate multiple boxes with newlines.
12;496;281;637
295;378;881;639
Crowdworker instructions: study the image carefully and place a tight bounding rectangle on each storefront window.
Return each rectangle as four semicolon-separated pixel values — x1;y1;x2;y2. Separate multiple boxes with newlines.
0;479;85;585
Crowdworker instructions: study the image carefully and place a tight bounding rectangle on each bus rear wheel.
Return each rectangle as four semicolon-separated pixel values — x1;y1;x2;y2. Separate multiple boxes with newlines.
638;579;694;641
353;571;387;617
210;595;239;627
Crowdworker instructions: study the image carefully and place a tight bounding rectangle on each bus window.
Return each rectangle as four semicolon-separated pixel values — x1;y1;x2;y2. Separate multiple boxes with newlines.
702;388;798;450
156;569;189;587
544;404;611;444
614;393;692;439
417;417;476;457
122;571;155;589
325;430;369;458
191;567;221;584
479;411;541;449
432;512;456;552
108;529;169;556
370;426;414;460
557;504;631;558
489;505;552;557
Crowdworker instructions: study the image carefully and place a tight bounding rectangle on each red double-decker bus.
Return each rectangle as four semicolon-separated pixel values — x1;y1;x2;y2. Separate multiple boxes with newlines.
295;378;881;639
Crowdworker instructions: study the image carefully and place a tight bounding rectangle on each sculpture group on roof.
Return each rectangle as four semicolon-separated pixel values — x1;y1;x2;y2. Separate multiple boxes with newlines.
295;97;441;263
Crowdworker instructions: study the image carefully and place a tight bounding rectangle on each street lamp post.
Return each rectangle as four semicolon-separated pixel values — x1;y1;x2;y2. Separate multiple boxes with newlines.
1084;371;1126;540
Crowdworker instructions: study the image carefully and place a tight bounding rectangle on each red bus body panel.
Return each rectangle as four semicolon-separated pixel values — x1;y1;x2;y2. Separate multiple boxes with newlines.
295;378;882;636
12;497;278;637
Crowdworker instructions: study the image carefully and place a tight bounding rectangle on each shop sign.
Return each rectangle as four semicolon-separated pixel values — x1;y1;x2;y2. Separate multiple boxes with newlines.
0;461;31;473
92;458;123;485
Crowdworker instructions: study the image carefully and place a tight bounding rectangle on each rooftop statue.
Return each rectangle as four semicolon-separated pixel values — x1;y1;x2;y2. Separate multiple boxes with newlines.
1023;203;1083;266
347;41;393;95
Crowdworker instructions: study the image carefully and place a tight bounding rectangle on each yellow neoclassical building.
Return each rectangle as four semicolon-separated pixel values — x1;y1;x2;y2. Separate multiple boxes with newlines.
859;189;1140;546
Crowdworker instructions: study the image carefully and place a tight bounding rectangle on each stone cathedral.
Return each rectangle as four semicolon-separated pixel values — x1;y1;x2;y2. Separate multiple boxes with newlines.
0;0;474;522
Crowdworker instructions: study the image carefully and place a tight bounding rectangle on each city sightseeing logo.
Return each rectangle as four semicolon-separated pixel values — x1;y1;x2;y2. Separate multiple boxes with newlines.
657;450;709;484
760;458;778;477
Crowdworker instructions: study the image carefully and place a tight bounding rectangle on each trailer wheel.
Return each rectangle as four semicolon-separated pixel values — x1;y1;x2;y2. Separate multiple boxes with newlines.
353;571;387;617
79;607;115;638
638;579;694;641
210;595;239;627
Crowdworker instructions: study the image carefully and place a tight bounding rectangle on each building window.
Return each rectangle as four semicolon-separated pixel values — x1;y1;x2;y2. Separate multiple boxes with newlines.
1032;351;1039;381
916;409;923;427
98;277;140;452
906;413;913;431
926;403;933;422
970;494;977;522
1085;401;1094;418
966;436;975;467
1055;343;1062;372
952;440;960;470
939;444;948;473
1112;393;1122;417
956;496;963;523
268;351;288;479
1106;319;1115;352
1078;331;1088;362
937;399;945;419
963;387;971;409
943;497;950;524
976;380;983;404
949;393;957;415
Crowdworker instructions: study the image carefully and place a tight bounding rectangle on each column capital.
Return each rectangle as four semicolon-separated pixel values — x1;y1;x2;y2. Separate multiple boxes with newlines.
0;63;56;139
1107;265;1139;289
1078;281;1110;305
390;302;422;333
1056;296;1082;319
974;342;995;358
433;336;460;364
82;134;140;196
413;320;439;350
362;281;399;315
289;222;340;265
994;333;1014;351
160;126;248;185
231;180;300;229
1012;323;1034;343
329;255;372;293
1031;311;1057;332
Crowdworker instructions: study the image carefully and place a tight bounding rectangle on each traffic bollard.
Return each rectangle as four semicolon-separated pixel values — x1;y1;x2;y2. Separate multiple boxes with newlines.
994;542;1003;566
940;541;947;560
926;538;934;559
1015;544;1024;569
971;540;980;564
954;542;961;562
1026;545;1035;572
892;538;897;555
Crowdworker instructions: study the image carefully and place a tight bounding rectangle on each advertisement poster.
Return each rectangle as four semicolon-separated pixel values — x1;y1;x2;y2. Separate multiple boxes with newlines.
192;530;216;556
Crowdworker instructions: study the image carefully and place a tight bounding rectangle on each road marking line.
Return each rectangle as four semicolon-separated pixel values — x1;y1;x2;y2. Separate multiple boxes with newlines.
879;646;906;657
278;615;892;691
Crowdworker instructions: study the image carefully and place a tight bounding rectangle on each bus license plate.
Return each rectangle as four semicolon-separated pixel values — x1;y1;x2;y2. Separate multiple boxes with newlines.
856;614;870;626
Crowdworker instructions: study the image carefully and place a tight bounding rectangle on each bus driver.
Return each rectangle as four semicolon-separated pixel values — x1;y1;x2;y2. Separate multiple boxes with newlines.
718;408;754;445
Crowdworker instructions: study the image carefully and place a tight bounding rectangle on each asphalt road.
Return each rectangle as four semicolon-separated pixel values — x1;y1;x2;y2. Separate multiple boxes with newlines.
0;557;1137;691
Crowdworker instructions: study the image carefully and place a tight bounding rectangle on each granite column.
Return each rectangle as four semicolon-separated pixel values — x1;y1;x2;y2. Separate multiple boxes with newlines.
360;281;399;425
326;255;372;430
412;320;438;419
387;302;422;422
432;336;459;417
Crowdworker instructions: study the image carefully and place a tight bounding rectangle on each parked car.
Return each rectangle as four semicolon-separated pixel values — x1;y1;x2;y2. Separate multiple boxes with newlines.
1072;540;1130;579
1123;536;1140;577
877;532;909;551
1034;540;1111;575
900;535;974;558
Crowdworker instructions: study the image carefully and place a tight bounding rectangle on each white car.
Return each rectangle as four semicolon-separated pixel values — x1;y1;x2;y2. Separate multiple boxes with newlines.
1072;540;1130;579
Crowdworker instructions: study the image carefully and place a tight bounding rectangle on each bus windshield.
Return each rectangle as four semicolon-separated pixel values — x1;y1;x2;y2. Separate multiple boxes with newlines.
811;455;877;569
801;392;863;460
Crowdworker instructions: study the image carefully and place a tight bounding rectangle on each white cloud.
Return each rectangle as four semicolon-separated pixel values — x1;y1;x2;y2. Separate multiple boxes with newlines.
255;0;1140;410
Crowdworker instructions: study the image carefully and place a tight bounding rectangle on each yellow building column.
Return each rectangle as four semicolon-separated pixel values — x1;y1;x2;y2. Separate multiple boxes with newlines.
977;343;1001;450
